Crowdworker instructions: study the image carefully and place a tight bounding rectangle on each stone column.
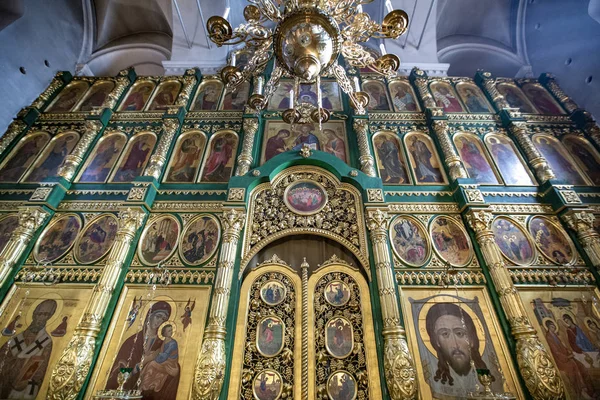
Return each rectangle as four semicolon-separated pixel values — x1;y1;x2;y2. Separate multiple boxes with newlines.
465;209;565;400
57;120;104;181
353;119;377;177
31;71;66;110
47;207;145;400
431;120;468;181
0;120;27;157
144;118;181;180
0;207;49;287
562;210;600;267
366;209;417;400
235;118;259;176
192;208;245;399
508;121;555;183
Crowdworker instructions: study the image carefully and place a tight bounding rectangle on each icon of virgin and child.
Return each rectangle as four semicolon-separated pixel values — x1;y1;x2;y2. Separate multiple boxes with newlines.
106;301;180;399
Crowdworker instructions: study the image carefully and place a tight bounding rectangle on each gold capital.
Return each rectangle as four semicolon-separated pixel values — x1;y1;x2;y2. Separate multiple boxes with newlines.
562;210;600;267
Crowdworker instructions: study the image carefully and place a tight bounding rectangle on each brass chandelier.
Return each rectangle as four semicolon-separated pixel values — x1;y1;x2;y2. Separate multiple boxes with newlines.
207;0;409;123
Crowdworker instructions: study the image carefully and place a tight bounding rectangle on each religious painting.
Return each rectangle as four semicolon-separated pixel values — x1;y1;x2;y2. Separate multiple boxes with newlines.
74;214;119;264
220;81;250;110
358;46;381;73
164;131;206;183
528;216;575;265
595;217;600;236
179;214;220;266
324;280;351;307
562;136;600;185
520;288;600;399
390;215;430;267
77;132;127;183
147;81;181;111
268;79;295;109
491;217;535;266
253;370;283;400
430;216;473;267
260;280;287;306
497;83;537;114
0;132;50;182
0;284;92;399
456;83;492;113
389;80;420;112
46;81;89;113
76;80;115;111
404;132;447;185
268;80;343;111
110;133;156;183
522;83;565;115
86;285;211;400
139;215;180;266
34;214;82;263
484;134;536;186
22;131;80;183
372;132;411;185
327;371;357;400
326;317;353;358
533;134;588;185
256;316;285;357
191;80;223;111
430;81;465;113
401;288;523;400
199;131;238;183
453;133;500;184
119;81;156;111
0;214;18;254
284;180;328;215
363;80;391;111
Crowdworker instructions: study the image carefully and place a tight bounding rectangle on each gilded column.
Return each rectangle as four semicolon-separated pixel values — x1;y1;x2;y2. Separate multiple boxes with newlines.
175;70;198;108
48;207;145;400
0;206;49;287
562;210;600;267
57;120;103;181
412;74;437;109
0;120;27;157
577;111;600;150
353;119;377;177
366;209;417;400
508;121;555;183
235;118;259;176
477;72;510;110
192;208;245;399
144;118;181;180
95;71;131;112
539;74;578;114
431;120;468;181
31;71;66;110
465;209;565;400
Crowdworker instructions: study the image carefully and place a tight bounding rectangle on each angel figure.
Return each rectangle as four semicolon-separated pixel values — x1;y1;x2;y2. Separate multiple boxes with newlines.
126;296;143;330
180;298;195;332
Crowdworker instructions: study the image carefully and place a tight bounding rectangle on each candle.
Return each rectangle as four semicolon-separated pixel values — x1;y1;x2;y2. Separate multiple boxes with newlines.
223;6;230;19
230;52;236;67
385;0;394;14
379;43;387;55
353;76;361;92
289;89;294;109
255;77;264;95
357;5;363;13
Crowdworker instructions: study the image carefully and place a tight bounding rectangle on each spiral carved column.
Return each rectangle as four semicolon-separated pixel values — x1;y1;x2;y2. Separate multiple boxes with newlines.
540;74;578;114
0;206;49;288
562;210;600;267
144;118;181;180
192;208;245;399
412;75;437;109
366;209;417;400
94;72;131;112
431;120;468;181
235;118;259;176
465;209;565;400
175;70;199;108
0;120;27;159
477;72;510;110
508;121;555;183
353;119;376;177
31;71;66;110
47;207;145;400
57;120;103;181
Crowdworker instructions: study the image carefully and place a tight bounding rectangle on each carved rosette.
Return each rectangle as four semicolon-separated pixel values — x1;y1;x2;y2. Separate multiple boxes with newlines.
175;70;198;107
235;118;259;176
353;119;377;177
0;120;27;157
57;120;103;181
31;71;65;109
465;210;565;400
542;76;578;114
509;122;556;183
192;208;245;399
431;120;468;181
48;208;145;400
144;118;181;180
0;206;49;286
562;210;600;267
479;73;510;110
366;209;418;400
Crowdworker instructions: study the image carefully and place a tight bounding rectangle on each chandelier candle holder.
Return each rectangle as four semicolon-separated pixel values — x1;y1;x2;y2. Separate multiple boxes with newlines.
207;0;409;117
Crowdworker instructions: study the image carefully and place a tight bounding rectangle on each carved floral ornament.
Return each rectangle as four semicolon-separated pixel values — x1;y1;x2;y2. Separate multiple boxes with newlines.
241;166;369;274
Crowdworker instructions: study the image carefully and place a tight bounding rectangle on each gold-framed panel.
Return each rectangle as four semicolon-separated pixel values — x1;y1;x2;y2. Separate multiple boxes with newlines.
532;133;591;186
163;130;208;183
496;82;538;114
219;80;251;111
0;131;51;183
491;216;537;266
372;131;412;185
389;214;431;267
73;213;119;265
197;130;239;183
46;80;90;113
177;213;221;266
483;133;537;186
454;82;493;113
403;131;449;185
452;131;502;185
388;78;421;113
34;213;82;263
21;130;80;183
283;179;329;216
108;131;157;183
137;214;181;266
562;134;600;186
75;131;128;183
527;215;577;265
400;286;525;399
429;215;474;267
118;80;157;112
521;83;566;115
145;80;182;111
0;213;19;254
73;80;116;112
190;79;224;111
85;284;211;399
363;79;392;112
429;80;466;113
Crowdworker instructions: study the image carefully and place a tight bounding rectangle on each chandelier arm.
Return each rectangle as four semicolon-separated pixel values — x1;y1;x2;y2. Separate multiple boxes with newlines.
225;41;273;91
248;0;282;22
331;63;365;114
262;62;285;107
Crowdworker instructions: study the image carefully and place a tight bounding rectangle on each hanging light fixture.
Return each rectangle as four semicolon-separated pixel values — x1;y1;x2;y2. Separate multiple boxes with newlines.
206;0;409;122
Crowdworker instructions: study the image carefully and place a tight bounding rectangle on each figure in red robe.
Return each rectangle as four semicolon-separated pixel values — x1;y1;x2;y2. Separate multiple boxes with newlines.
201;136;234;182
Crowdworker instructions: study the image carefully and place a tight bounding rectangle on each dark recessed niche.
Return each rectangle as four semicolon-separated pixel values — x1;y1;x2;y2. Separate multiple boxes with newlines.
535;23;541;30
565;58;572;65
19;67;26;75
44;60;50;68
586;76;593;84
